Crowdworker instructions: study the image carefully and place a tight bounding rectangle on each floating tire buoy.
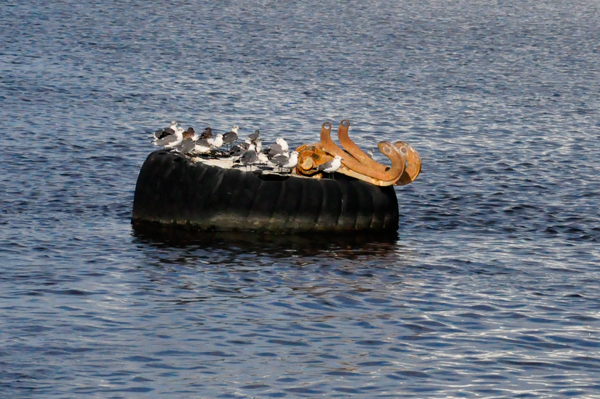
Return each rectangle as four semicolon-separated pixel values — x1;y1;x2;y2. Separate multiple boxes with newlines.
132;151;399;233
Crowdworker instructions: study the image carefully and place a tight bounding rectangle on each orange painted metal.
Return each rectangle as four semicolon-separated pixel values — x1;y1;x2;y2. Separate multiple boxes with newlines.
295;120;420;187
394;141;422;186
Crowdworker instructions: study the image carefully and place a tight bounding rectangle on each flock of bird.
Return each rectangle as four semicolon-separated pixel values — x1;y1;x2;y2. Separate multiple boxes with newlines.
152;121;342;174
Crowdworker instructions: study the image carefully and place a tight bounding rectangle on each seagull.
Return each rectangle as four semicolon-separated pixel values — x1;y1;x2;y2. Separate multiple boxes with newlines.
184;127;199;141
163;121;184;148
229;139;252;157
152;127;176;146
153;122;184;148
236;143;258;170
170;121;184;135
230;143;248;157
283;151;298;169
249;129;260;142
240;150;258;170
257;151;269;164
264;137;289;158
318;155;342;174
270;153;289;170
178;137;196;154
265;137;289;159
200;127;213;139
270;151;298;172
164;134;183;148
170;127;199;154
276;137;289;152
210;133;224;150
193;138;212;154
254;138;263;154
265;145;284;158
222;126;240;149
153;126;172;140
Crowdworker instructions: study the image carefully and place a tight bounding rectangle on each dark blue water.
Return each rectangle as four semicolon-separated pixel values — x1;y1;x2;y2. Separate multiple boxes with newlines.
2;0;600;397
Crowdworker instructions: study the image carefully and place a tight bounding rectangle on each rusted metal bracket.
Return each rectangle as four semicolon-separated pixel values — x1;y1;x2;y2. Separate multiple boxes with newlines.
394;141;421;186
295;120;421;186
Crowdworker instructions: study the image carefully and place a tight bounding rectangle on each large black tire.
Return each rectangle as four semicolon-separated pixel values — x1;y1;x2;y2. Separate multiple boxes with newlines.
132;151;399;233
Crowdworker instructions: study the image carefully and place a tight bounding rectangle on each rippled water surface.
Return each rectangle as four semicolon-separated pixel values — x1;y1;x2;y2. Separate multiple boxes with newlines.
2;0;600;397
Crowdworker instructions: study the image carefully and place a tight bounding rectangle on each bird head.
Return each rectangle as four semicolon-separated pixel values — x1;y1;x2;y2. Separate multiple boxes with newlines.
183;127;196;140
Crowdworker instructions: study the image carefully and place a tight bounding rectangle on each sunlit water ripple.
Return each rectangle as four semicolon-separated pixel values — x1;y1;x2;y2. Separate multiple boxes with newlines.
1;0;599;397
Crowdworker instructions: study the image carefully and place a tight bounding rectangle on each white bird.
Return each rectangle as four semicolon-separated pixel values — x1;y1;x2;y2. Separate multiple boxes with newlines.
282;151;298;169
270;154;288;170
257;152;269;164
200;127;213;139
153;121;184;148
254;138;263;153
177;138;196;154
165;131;183;148
159;121;184;148
233;143;255;159
174;128;199;152
223;126;240;147
249;129;260;142
271;151;298;171
209;133;224;150
240;150;258;170
265;137;289;158
276;137;289;152
230;140;250;157
236;143;258;170
185;127;199;141
153;128;175;146
193;139;212;154
170;121;184;135
318;155;342;173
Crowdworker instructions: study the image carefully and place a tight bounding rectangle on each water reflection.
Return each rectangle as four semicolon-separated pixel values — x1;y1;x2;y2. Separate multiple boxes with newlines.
131;222;403;261
130;223;414;311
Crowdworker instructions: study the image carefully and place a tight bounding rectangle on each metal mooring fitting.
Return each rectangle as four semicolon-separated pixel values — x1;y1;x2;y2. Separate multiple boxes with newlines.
394;141;421;186
295;120;421;186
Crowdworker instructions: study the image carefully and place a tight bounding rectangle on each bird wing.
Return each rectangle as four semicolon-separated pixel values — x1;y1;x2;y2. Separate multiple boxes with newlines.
223;132;237;144
179;139;195;153
317;160;332;171
267;144;283;157
154;135;177;146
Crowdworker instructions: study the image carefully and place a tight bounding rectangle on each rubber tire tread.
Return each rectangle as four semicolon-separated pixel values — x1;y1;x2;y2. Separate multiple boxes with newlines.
132;151;399;233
